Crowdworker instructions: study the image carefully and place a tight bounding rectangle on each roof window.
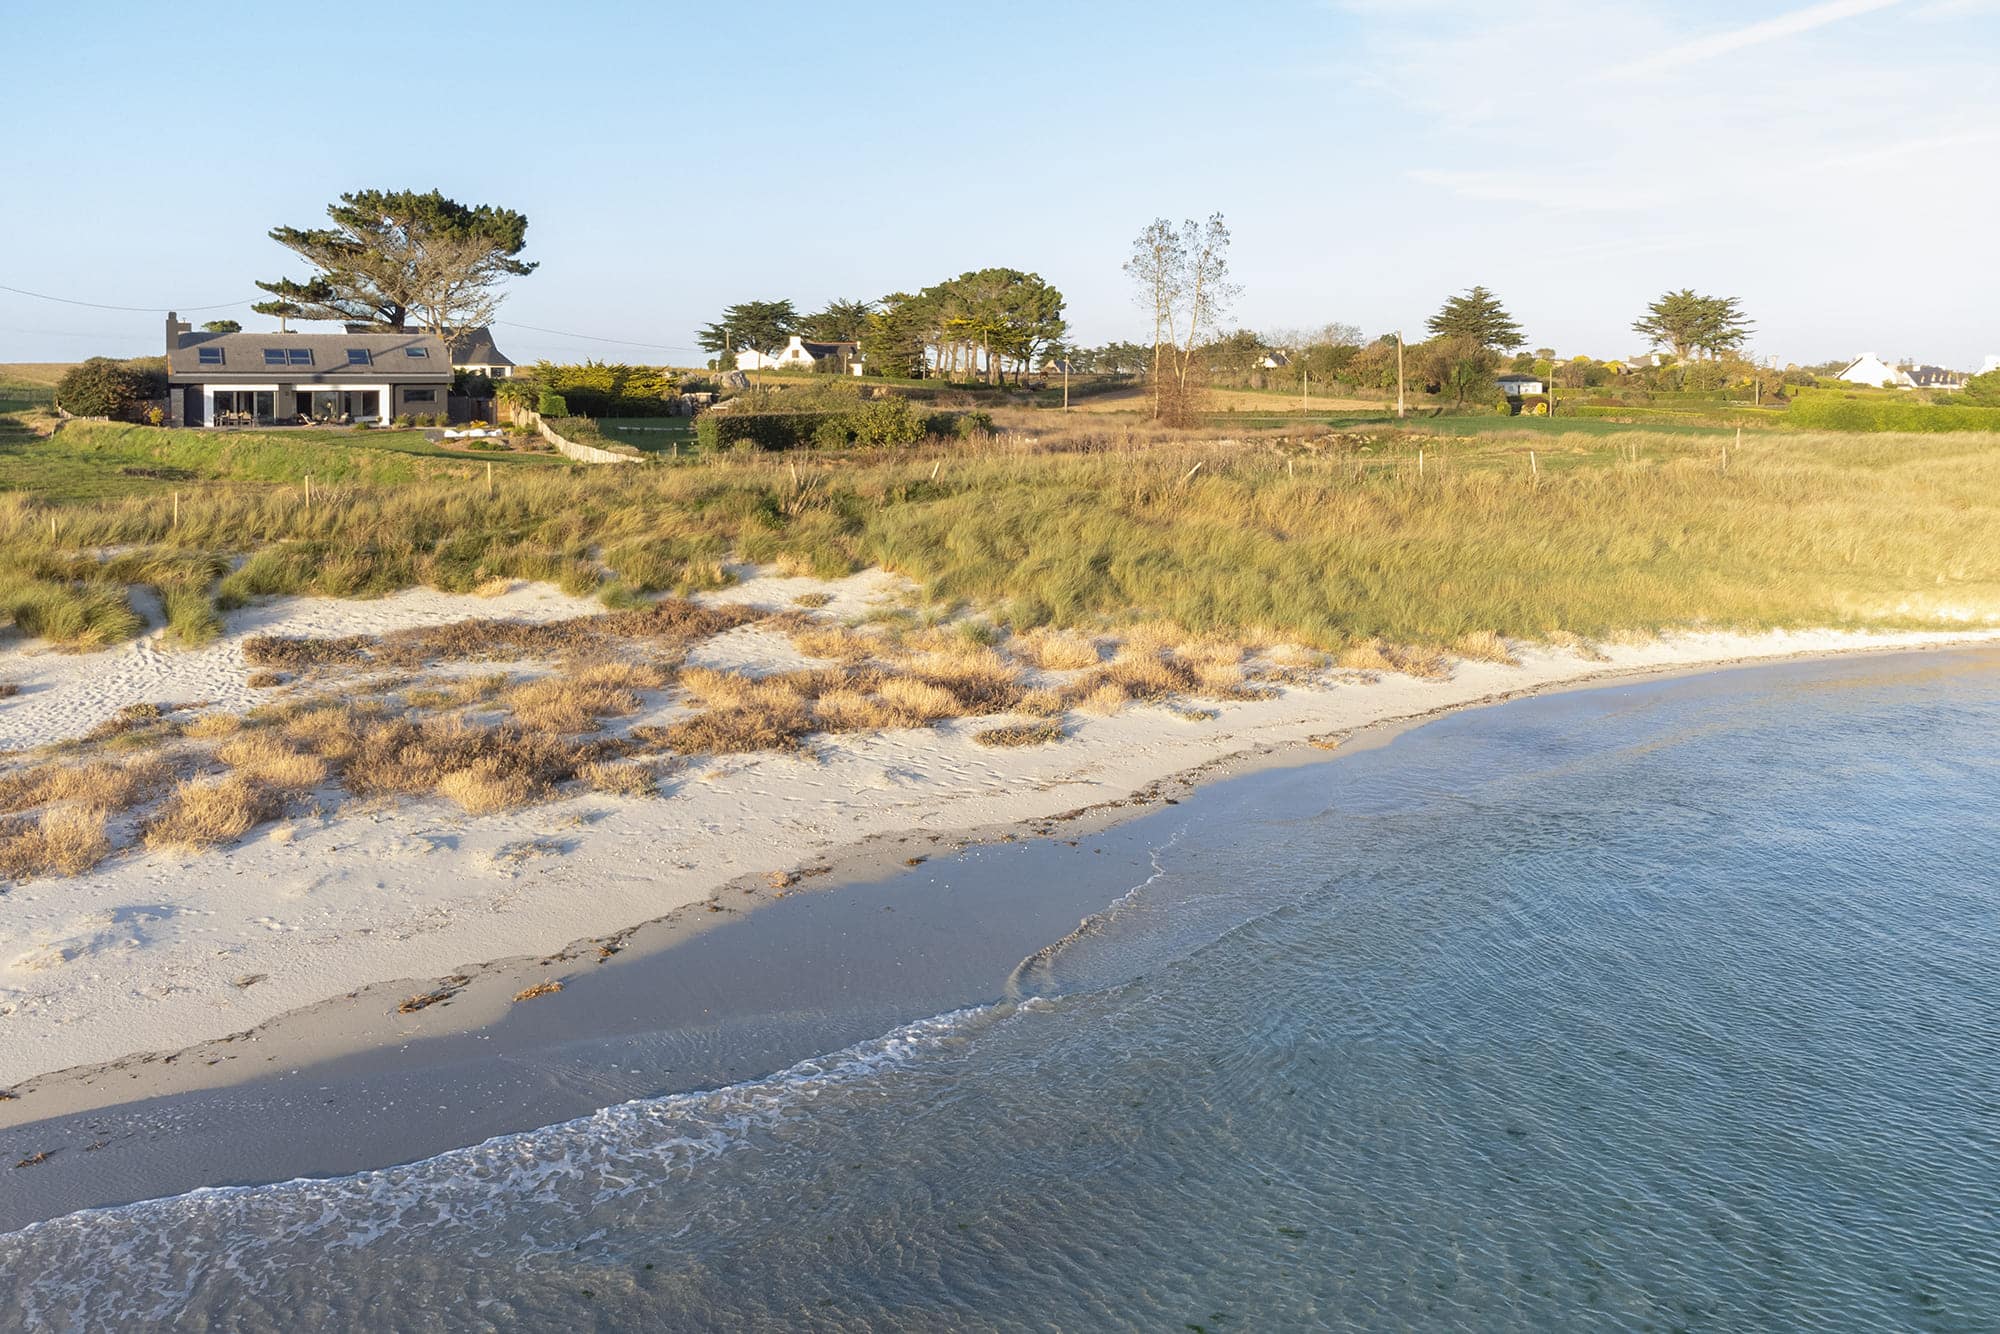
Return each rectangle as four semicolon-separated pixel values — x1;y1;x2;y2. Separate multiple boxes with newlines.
197;347;224;365
346;348;372;366
263;348;313;367
404;346;429;358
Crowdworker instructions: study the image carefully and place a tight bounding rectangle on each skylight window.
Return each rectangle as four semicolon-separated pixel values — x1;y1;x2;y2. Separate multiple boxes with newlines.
197;347;224;365
404;346;429;358
346;348;372;366
261;348;313;367
263;349;286;366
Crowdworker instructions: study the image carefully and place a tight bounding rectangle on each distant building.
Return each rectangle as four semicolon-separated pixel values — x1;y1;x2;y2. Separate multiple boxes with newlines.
162;312;451;426
1836;354;1968;391
448;327;515;380
1906;365;1968;390
738;336;863;375
1495;372;1546;397
1982;354;2000;376
1259;351;1291;370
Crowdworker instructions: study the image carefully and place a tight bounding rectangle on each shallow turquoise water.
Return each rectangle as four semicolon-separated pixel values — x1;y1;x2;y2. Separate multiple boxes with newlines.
5;651;1998;1331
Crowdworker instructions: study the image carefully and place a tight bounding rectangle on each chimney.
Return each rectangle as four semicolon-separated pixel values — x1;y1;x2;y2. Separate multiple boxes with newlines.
165;310;192;352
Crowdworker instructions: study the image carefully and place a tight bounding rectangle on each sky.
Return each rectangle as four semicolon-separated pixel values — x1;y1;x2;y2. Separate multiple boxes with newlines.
2;0;1995;370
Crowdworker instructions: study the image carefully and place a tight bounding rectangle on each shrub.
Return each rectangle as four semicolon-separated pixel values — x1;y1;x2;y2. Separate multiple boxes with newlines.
1786;394;2000;433
538;391;569;417
56;357;164;419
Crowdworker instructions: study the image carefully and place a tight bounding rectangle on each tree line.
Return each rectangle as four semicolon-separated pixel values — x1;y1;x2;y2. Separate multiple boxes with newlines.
699;269;1067;386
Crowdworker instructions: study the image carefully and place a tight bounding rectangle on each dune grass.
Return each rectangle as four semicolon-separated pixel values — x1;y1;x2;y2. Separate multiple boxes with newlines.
3;425;1992;659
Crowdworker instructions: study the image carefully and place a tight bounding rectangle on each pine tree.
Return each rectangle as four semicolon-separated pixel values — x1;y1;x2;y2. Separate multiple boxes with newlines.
1425;287;1525;351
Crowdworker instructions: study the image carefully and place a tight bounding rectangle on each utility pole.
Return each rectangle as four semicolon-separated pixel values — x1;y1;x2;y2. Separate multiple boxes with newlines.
1395;331;1406;419
1063;353;1070;411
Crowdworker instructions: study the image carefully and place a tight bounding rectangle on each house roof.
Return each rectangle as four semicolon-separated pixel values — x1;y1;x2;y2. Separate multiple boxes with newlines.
1907;365;1965;386
448;326;514;368
797;339;857;357
168;329;453;383
1495;372;1543;383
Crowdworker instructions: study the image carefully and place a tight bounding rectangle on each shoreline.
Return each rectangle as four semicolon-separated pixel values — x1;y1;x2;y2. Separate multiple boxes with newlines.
5;628;1997;1121
2;638;1997;1230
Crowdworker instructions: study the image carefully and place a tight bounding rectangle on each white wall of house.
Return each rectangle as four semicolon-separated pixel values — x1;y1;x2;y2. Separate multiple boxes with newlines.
1982;355;2000;376
1838;353;1912;389
1497;376;1545;396
734;349;781;371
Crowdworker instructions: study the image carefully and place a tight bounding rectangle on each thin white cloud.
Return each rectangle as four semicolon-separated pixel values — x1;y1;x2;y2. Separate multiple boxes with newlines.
1601;0;1904;77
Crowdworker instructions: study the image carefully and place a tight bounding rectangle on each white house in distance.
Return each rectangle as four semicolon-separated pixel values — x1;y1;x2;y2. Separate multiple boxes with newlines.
736;336;863;375
1836;353;1969;391
1982;354;2000;376
1495;372;1546;397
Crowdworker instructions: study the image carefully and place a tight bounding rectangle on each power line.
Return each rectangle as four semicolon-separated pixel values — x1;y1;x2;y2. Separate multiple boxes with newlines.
494;318;701;354
0;282;249;314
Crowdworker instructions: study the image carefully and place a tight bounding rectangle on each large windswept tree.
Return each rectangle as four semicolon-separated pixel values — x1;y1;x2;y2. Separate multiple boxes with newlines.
1425;286;1525;351
697;300;801;362
1632;289;1753;360
800;298;876;344
254;189;534;336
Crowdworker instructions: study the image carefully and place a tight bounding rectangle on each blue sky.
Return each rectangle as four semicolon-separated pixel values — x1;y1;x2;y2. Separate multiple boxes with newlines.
2;0;1994;368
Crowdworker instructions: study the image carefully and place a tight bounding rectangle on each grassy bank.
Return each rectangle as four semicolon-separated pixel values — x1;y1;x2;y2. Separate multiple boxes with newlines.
0;417;567;503
2;422;1995;653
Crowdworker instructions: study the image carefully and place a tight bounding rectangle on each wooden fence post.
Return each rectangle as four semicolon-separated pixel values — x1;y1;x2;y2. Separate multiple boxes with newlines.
1529;450;1538;483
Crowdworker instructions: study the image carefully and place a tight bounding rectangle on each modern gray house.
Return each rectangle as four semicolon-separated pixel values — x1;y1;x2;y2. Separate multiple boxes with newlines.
164;312;454;426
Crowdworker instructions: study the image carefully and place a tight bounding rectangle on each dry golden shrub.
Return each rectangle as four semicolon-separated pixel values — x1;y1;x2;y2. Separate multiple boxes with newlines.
1014;688;1066;717
1011;629;1102;671
877;677;963;724
244;635;373;670
503;669;650;734
183;711;244;739
580;760;658;797
1096;650;1199;702
21;755;172;814
245;671;287;689
0;807;111;880
281;706;364;766
904;646;1022;714
788;623;877;665
1453;630;1518;666
1074;682;1130;716
437;762;535;814
144;775;285;850
792;591;835;609
216;735;329;792
659;703;811;755
813;688;893;734
514;979;564;1001
972;721;1064;748
1337;639;1396;672
377;599;758;667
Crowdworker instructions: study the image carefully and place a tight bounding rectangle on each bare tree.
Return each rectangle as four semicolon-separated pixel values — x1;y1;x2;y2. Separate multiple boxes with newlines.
1124;220;1184;421
1124;213;1240;425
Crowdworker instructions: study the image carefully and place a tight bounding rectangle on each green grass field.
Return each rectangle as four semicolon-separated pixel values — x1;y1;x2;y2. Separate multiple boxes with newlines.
0;415;567;503
594;417;699;453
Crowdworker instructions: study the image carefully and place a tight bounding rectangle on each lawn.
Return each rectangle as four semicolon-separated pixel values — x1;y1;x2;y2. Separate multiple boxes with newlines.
0;415;567;503
593;417;698;453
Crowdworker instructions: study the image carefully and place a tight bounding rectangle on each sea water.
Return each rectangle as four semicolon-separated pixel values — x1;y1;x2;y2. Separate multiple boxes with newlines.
4;650;1997;1331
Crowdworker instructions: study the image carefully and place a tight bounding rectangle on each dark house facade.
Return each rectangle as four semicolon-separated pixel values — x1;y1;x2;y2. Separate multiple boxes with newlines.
164;313;454;426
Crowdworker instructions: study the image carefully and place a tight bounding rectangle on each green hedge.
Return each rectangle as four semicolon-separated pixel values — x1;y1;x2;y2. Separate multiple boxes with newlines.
1787;395;2000;433
693;404;992;452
